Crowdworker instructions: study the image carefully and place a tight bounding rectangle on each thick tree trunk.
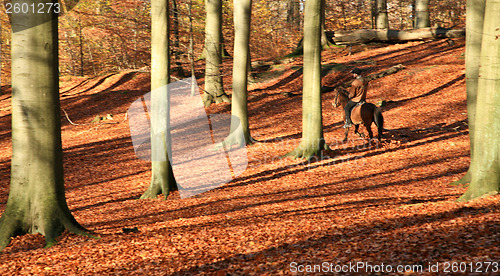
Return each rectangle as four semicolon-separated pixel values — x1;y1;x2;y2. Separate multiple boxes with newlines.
203;0;230;106
414;0;430;28
458;0;500;201
0;0;90;250
451;0;485;186
140;0;177;200
227;0;253;145
332;27;465;45
285;0;327;160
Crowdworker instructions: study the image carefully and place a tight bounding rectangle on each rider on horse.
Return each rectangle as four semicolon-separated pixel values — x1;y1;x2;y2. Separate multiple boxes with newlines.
343;68;369;128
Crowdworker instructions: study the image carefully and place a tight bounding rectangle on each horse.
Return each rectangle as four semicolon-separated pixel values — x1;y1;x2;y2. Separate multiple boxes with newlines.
332;87;384;143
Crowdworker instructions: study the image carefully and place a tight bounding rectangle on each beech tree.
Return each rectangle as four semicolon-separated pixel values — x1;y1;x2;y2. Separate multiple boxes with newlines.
227;0;253;145
202;0;230;106
414;0;430;28
451;0;485;186
375;0;389;29
0;0;91;249
285;0;328;159
286;0;301;32
457;0;500;201
140;0;177;200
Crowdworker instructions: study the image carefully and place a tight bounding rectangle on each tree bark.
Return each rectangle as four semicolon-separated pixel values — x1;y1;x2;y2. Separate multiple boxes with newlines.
227;0;253;145
203;0;230;106
172;0;185;77
451;0;485;186
0;0;91;250
375;0;389;29
286;0;301;32
332;27;465;45
285;0;327;160
188;0;197;96
140;0;177;200
458;0;500;201
414;0;430;28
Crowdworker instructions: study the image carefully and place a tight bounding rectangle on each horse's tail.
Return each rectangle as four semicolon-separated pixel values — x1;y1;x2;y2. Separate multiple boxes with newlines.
374;107;384;141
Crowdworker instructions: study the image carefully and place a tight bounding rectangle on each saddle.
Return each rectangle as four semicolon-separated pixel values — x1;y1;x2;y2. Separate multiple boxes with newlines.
348;100;366;124
348;100;366;112
354;100;366;109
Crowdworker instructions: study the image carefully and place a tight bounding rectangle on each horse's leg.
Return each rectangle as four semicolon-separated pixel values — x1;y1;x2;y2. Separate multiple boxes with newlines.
355;125;365;138
343;127;349;143
365;122;374;140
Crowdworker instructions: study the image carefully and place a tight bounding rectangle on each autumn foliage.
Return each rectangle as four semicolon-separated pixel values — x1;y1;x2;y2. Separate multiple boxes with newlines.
1;0;498;274
0;35;499;273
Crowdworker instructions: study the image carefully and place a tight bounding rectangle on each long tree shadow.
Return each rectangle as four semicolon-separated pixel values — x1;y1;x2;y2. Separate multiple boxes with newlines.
251;67;303;92
169;205;498;275
82;148;468;231
382;74;465;113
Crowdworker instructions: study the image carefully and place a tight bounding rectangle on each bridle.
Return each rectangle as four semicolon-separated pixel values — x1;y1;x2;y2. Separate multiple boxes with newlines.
332;91;339;108
332;88;348;108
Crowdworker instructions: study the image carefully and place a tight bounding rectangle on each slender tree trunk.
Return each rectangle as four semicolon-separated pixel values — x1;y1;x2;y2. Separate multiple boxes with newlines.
285;0;327;160
0;0;91;250
414;0;430;28
451;0;485;186
320;0;332;48
140;0;177;200
203;0;230;106
458;0;500;201
287;0;301;32
286;0;332;57
172;0;185;77
375;0;389;29
79;20;84;76
188;0;197;96
227;0;253;145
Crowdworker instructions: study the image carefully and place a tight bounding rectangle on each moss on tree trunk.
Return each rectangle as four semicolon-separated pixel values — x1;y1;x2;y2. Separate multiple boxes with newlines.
140;0;177;200
285;0;328;160
0;1;92;250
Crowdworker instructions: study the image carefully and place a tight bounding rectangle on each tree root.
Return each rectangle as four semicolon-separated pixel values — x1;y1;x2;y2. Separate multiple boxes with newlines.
449;170;471;187
0;208;96;251
283;140;329;161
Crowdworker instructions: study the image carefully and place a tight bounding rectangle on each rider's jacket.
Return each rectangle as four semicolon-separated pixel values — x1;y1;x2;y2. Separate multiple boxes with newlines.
348;76;369;103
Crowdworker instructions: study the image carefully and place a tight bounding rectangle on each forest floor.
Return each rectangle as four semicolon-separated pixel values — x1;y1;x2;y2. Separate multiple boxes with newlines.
0;38;499;275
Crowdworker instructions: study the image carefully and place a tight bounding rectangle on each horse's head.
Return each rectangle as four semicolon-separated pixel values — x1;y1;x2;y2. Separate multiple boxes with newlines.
332;88;348;108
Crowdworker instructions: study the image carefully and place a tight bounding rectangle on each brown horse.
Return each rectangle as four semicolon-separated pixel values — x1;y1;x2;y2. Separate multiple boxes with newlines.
332;88;384;142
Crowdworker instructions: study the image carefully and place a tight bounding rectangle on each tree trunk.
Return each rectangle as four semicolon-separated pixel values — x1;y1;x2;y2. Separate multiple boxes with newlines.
172;0;185;77
320;0;333;48
203;0;230;106
451;0;485;186
0;0;90;250
375;0;389;29
285;0;327;160
188;0;197;96
458;0;500;201
286;0;301;32
227;0;253;145
140;0;177;200
414;0;430;28
332;27;465;45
